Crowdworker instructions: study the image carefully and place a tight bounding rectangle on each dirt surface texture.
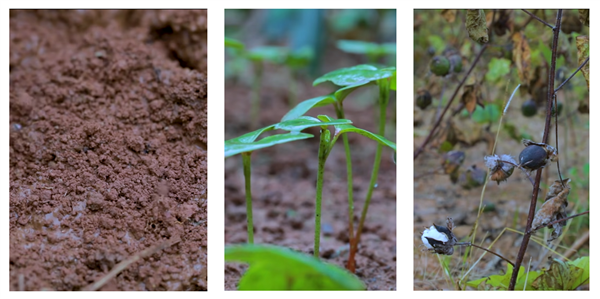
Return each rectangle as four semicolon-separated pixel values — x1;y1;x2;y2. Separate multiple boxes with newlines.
10;10;207;291
224;60;397;290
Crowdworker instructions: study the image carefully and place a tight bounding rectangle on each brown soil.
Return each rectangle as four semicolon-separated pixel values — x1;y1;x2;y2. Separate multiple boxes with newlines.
9;10;207;291
224;64;397;290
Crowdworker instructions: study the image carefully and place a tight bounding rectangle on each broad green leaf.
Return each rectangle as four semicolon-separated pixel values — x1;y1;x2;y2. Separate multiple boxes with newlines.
225;37;245;50
225;133;313;158
472;104;500;124
485;57;511;82
225;244;365;290
569;256;590;288
247;46;288;63
275;116;352;132
334;82;371;103
337;40;395;57
281;95;337;121
313;64;395;86
225;125;276;145
466;264;540;290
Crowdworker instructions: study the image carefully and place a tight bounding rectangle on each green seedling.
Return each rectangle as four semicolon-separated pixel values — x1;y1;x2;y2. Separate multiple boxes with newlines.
337;40;396;64
225;244;365;290
311;64;396;271
225;116;352;244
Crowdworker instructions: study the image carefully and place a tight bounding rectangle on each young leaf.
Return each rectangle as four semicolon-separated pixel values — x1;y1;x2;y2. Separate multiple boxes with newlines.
331;124;396;152
466;264;540;290
225;244;365;290
313;64;395;86
336;40;396;57
225;125;276;145
225;37;245;50
225;133;313;158
274;116;352;132
281;95;337;122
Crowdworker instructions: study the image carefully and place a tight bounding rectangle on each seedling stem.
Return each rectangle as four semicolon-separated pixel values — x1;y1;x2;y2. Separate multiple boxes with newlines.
242;152;255;244
314;128;330;257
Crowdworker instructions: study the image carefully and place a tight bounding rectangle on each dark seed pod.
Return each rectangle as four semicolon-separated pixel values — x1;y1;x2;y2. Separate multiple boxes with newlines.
416;90;432;110
521;99;538;117
430;56;451;76
519;145;548;171
448;54;463;73
578;101;589;114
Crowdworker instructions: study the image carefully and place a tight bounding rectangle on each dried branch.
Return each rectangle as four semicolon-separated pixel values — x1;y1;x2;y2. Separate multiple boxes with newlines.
521;9;554;29
554;57;590;93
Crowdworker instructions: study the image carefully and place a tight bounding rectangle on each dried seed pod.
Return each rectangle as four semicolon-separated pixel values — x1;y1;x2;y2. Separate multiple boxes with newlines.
484;154;516;184
519;139;558;171
430;56;451;76
532;178;571;241
442;150;465;175
421;218;457;255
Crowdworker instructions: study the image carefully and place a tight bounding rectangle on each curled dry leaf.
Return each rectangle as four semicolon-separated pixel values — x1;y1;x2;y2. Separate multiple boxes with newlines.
576;35;589;89
532;179;571;241
578;9;589;27
461;76;482;114
441;9;457;23
466;9;489;44
512;32;531;84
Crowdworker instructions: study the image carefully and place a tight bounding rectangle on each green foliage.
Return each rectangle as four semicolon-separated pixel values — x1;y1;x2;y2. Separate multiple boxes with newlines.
225;244;365;290
286;46;314;69
427;35;446;54
225;117;352;157
467;257;589;290
471;103;500;124
485;57;511;82
313;64;395;86
247;46;288;63
337;40;396;59
225;37;245;50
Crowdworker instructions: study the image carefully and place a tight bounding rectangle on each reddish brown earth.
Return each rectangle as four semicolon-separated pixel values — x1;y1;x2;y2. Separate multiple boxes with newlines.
9;10;207;291
224;63;397;290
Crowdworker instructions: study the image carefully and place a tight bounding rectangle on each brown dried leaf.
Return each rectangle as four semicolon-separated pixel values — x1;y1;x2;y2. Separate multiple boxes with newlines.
512;32;531;84
532;179;571;241
576;35;589;89
466;9;489;44
578;9;589;26
441;9;457;23
461;85;478;114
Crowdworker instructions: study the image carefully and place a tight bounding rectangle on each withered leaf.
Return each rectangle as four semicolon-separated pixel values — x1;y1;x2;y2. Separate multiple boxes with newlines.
576;35;589;89
441;9;457;23
532;179;571;241
466;9;489;44
492;9;513;36
512;32;531;84
578;9;589;26
531;258;585;290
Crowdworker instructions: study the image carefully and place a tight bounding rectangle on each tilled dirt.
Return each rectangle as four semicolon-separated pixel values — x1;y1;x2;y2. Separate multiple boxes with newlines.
224;72;397;290
9;10;208;291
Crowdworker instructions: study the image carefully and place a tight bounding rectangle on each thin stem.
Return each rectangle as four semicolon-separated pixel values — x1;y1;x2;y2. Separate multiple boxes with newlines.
554;57;589;93
334;104;356;272
242;152;254;244
414;44;488;159
528;210;589;234
509;9;562;291
521;9;554;29
314;128;330;258
498;159;535;186
456;242;515;267
553;94;565;186
352;80;389;256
